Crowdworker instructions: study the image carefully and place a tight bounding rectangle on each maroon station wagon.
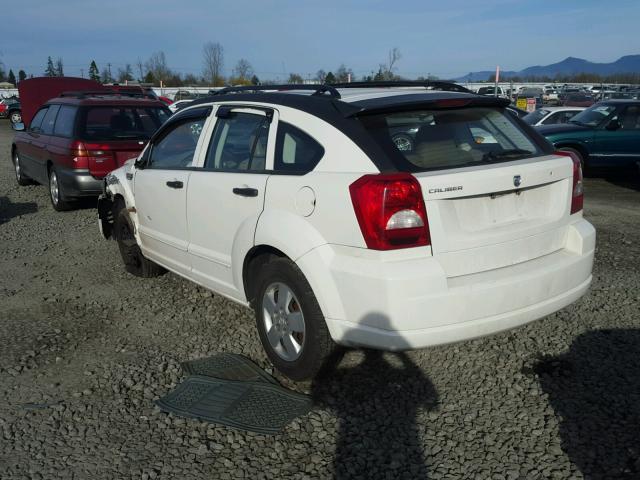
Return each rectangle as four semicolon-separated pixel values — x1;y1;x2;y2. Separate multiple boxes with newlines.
11;92;171;211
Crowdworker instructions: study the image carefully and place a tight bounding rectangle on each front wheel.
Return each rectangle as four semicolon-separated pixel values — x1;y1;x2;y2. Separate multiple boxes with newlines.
254;258;334;381
114;206;164;278
12;150;31;186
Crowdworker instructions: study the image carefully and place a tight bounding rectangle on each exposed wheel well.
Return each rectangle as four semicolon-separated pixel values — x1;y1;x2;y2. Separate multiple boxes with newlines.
243;245;289;306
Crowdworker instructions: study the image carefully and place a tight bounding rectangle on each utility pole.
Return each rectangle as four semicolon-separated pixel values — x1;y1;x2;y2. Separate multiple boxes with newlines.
80;68;84;78
107;63;112;82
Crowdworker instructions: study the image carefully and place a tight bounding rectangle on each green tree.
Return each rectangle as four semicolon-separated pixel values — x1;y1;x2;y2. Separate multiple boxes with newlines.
55;57;64;76
117;64;134;83
18;70;27;83
250;74;260;85
101;67;112;84
8;69;16;86
45;56;57;77
144;71;156;85
89;60;100;82
324;71;336;84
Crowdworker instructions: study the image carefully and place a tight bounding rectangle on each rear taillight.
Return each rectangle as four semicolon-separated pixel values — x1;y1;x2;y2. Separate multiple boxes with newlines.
555;150;583;214
349;173;430;250
70;141;114;170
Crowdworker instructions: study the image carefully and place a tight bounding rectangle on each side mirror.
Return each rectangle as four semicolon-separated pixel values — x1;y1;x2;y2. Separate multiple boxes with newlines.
134;156;146;169
606;119;621;131
11;122;25;131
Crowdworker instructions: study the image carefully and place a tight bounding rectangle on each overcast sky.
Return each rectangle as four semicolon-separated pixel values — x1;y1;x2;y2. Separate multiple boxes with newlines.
3;0;639;80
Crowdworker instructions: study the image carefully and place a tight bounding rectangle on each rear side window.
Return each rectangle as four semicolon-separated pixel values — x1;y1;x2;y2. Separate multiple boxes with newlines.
41;105;60;135
29;107;48;132
274;122;324;173
359;107;544;172
79;106;170;141
53;106;77;137
204;112;270;171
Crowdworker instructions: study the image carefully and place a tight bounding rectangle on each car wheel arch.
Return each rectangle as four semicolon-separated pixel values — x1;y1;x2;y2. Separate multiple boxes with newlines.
242;245;289;306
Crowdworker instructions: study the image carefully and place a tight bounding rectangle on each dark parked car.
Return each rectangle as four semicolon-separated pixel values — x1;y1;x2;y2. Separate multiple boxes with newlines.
562;93;594;107
536;100;640;172
11;92;170;210
0;97;22;124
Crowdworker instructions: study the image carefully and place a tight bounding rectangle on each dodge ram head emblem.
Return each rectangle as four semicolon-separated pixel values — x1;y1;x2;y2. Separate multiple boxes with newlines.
513;175;522;187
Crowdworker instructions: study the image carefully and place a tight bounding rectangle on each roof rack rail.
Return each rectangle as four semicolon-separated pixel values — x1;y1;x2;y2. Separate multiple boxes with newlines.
59;89;146;99
330;80;472;94
210;84;341;99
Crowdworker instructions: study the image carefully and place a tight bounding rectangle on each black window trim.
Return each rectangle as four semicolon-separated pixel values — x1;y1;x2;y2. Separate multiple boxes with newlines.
40;104;61;136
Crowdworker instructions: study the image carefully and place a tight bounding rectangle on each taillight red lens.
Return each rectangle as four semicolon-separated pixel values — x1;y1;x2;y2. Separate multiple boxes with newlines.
555;150;583;214
349;173;430;250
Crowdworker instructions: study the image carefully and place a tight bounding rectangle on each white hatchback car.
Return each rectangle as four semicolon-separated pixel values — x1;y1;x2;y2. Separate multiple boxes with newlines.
98;82;595;380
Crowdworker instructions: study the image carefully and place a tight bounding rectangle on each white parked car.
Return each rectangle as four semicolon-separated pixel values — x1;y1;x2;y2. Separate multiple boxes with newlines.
168;99;193;113
522;106;585;126
97;82;595;380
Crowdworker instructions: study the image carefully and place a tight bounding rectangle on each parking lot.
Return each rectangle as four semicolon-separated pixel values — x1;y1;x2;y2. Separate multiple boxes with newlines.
1;117;639;479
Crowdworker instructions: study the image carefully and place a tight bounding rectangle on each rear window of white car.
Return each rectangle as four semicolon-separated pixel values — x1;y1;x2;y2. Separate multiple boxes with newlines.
359;107;544;172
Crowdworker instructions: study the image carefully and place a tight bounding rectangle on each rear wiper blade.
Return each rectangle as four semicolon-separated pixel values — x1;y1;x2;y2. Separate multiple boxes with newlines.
481;149;533;162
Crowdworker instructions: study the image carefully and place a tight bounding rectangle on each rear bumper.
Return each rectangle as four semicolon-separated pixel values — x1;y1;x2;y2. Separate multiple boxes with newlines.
297;218;595;350
57;167;103;198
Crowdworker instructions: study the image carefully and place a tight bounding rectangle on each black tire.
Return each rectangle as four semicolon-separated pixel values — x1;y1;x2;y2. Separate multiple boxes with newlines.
12;149;31;186
558;147;588;176
114;205;164;278
48;166;74;211
9;110;22;125
254;257;335;381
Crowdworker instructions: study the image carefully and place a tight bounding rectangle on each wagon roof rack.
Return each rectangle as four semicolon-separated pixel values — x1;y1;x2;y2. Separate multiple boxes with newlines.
330;80;473;94
59;89;147;99
210;84;342;99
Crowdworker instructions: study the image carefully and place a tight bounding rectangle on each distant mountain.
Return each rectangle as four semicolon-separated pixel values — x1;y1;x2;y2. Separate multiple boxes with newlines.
456;55;640;81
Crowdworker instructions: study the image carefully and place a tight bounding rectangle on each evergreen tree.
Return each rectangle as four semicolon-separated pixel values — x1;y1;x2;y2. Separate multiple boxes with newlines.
55;57;64;76
250;75;260;85
8;69;16;86
88;60;100;82
45;56;57;77
101;67;112;84
324;71;336;84
18;70;27;83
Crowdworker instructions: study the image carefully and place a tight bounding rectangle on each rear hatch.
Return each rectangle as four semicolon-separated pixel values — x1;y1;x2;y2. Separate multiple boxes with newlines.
78;104;170;178
358;103;575;277
415;156;572;277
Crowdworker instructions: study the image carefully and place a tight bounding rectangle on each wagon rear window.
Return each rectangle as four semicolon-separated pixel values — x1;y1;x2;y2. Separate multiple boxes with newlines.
359;107;544;172
79;106;170;141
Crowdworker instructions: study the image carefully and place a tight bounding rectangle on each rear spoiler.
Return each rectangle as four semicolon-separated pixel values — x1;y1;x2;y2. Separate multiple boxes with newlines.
335;95;511;118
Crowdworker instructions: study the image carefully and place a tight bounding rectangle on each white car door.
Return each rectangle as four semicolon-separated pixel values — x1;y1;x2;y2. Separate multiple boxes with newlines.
187;106;276;300
134;108;211;276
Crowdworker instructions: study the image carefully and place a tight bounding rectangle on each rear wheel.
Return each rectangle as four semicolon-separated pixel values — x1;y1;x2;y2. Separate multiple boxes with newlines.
254;257;334;380
9;111;22;125
48;166;73;211
12;150;31;186
114;205;164;278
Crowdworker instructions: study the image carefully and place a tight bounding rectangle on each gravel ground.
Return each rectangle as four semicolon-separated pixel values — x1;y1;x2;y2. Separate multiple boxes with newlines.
1;120;639;480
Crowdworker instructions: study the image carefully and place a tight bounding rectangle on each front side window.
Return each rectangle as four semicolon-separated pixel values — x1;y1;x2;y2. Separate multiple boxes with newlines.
204;112;270;171
79;106;170;141
147;118;206;169
360;107;544;172
570;104;617;127
41;105;60;135
274;122;324;173
29;107;48;132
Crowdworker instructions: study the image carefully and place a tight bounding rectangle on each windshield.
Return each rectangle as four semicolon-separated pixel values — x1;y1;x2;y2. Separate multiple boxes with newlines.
570;104;616;127
360;107;544;172
523;109;550;125
79;106;170;141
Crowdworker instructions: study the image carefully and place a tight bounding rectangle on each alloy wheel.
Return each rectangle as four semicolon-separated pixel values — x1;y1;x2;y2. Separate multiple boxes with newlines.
262;282;306;361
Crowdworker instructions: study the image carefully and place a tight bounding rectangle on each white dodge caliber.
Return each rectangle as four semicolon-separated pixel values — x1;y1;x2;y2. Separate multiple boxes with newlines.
98;82;595;380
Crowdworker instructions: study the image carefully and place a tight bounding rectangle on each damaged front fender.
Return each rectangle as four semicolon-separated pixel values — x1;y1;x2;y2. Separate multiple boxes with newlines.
97;194;115;239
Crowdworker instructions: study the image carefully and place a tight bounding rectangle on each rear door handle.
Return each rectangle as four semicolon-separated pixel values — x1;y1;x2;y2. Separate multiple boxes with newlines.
233;187;258;197
166;180;184;189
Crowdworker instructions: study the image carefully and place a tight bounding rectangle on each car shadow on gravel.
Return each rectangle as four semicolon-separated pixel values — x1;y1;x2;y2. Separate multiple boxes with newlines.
532;329;640;479
311;318;439;480
0;196;37;225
